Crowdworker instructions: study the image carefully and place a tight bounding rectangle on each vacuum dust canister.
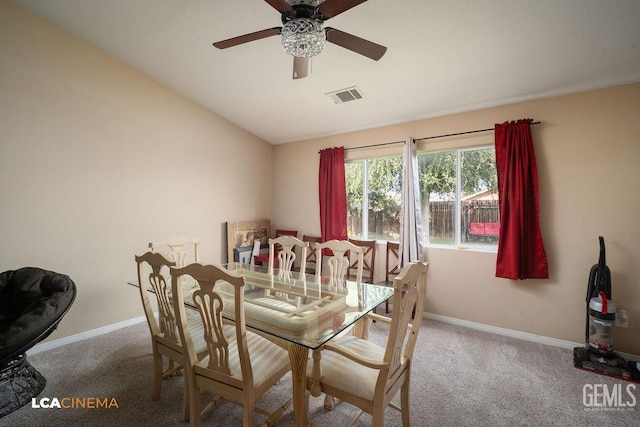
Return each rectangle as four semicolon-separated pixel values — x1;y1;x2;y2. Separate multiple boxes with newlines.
588;291;617;355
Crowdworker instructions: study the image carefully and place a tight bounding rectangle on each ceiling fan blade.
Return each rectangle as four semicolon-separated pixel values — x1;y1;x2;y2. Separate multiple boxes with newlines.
293;57;309;79
264;0;294;14
318;0;368;19
325;27;387;60
213;27;281;49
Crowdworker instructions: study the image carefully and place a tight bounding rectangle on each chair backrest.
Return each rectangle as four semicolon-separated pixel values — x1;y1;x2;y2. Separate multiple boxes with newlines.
135;251;179;344
302;235;322;272
268;235;309;276
149;237;200;268
385;241;401;282
383;261;428;381
348;239;376;283
315;240;364;285
272;229;299;264
171;263;251;384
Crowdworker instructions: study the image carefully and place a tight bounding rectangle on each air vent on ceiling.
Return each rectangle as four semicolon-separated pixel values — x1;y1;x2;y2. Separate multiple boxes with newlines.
326;86;364;104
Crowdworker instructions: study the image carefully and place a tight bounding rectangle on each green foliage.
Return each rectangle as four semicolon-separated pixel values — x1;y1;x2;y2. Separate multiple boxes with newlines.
367;157;403;212
419;151;456;198
346;157;403;216
417;148;497;198
346;161;363;217
346;147;497;237
460;149;497;196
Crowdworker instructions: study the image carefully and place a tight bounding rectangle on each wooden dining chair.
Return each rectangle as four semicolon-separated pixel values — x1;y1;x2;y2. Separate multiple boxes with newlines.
375;241;400;313
260;235;309;308
254;229;298;266
135;251;208;422
347;238;376;284
268;234;308;276
171;262;293;427
307;261;429;427
314;240;364;286
149;237;200;268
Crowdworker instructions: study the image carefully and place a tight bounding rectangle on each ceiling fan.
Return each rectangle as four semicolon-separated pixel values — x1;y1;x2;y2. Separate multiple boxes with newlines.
213;0;387;79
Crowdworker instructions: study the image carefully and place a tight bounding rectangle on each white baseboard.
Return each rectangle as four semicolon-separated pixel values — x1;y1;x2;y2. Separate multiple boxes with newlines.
423;312;640;363
27;315;148;356
26;312;640;365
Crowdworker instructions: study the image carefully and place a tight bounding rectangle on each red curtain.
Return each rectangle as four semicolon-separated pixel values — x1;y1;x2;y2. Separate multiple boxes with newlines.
494;119;549;279
319;147;348;243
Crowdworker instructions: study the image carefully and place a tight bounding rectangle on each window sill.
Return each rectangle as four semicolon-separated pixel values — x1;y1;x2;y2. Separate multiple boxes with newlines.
424;243;498;254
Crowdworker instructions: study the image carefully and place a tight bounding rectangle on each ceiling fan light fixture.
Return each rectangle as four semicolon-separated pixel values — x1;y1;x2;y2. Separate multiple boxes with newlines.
285;0;322;5
281;18;326;58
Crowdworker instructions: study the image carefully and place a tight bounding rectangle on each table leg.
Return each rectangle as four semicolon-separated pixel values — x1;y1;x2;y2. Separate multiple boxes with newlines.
288;343;309;427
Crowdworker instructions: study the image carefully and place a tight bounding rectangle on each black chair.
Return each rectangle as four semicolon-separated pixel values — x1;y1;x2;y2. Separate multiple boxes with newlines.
0;267;77;417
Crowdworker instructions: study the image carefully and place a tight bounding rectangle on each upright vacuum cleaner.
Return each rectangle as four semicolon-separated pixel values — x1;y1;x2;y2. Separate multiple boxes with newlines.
573;236;640;382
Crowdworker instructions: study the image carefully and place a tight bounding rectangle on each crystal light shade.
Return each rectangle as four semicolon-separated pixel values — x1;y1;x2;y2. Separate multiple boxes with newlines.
281;18;326;58
285;0;322;7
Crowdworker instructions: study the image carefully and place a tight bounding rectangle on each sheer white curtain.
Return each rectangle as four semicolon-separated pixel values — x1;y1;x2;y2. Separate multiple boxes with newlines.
399;137;424;265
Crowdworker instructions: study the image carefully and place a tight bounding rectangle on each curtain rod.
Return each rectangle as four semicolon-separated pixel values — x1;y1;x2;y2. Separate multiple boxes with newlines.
324;121;541;153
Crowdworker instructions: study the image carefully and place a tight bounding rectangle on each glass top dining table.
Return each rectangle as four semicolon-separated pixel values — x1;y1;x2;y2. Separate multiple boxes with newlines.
131;261;393;426
209;262;394;349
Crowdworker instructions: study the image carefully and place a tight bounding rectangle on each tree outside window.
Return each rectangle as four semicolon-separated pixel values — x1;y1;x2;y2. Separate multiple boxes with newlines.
346;146;499;250
418;147;499;248
346;156;402;241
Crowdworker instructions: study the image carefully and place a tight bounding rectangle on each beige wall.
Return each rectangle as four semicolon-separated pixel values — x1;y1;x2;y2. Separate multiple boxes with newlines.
0;1;273;339
274;83;640;355
3;0;638;357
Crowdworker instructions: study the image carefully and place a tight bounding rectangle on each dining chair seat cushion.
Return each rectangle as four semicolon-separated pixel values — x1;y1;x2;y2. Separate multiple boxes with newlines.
307;335;385;401
195;329;289;386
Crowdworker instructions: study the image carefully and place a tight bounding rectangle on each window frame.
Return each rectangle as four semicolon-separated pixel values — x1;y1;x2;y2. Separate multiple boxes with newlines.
419;144;499;252
345;143;499;253
346;155;402;242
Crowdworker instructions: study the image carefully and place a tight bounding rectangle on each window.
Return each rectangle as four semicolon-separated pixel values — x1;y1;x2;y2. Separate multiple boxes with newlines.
418;146;499;249
346;145;499;250
346;156;402;241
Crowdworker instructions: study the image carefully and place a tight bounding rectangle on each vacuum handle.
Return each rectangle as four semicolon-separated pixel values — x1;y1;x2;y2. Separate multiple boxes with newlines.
597;236;611;299
598;236;606;267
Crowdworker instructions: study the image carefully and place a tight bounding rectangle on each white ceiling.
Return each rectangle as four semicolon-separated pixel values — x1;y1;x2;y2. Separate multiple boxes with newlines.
13;0;640;145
